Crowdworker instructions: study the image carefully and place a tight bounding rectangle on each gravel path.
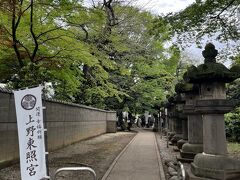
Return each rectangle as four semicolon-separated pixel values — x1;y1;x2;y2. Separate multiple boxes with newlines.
0;131;136;180
155;133;181;180
155;132;240;179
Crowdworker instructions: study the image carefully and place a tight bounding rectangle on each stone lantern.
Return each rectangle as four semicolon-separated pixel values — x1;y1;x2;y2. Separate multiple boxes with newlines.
162;101;170;135
162;102;169;132
176;82;203;162
170;94;184;145
174;84;188;150
166;96;176;141
161;101;170;131
160;102;167;134
153;104;161;132
184;43;240;179
175;82;188;151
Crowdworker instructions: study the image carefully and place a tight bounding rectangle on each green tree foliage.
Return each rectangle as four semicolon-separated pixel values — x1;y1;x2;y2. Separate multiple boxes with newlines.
225;107;240;142
162;0;239;43
0;0;180;111
151;0;239;63
227;78;240;102
99;4;180;113
0;0;89;100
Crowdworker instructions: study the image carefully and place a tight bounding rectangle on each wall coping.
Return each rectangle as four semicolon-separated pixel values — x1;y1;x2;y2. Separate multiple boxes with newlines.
0;88;115;113
0;87;12;94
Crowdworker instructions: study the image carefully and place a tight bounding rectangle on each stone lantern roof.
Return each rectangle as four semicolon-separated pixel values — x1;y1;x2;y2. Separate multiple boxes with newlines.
160;101;165;107
183;43;240;83
168;95;175;103
163;101;171;108
173;94;185;104
160;101;168;109
162;95;175;108
175;82;199;94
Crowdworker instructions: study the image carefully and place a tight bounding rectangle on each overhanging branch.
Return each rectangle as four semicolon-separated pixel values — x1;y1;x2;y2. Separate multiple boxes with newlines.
210;0;237;19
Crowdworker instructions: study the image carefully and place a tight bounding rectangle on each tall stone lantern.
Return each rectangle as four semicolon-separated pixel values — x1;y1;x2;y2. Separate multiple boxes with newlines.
163;102;169;132
175;83;189;150
184;43;240;179
167;96;176;140
175;82;202;162
173;88;188;149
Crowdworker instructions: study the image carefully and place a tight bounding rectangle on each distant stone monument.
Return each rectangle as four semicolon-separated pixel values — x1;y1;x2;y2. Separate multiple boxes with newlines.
160;103;167;134
162;103;169;131
153;104;161;132
184;43;240;179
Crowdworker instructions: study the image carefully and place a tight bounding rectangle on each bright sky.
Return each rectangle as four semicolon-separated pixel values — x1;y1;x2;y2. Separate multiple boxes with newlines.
132;0;195;15
84;0;195;15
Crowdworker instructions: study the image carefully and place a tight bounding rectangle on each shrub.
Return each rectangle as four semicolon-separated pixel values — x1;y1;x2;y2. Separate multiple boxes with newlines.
225;107;240;142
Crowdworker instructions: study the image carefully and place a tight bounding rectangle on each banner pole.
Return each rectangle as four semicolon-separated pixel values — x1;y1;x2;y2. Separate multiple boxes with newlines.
42;85;50;179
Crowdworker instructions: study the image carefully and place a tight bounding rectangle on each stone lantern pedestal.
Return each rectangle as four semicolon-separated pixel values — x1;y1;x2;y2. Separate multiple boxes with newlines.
170;114;183;145
188;87;240;179
180;104;203;161
184;43;240;179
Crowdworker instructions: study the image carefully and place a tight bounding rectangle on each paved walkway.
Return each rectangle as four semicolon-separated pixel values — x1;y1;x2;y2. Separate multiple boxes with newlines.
102;129;164;180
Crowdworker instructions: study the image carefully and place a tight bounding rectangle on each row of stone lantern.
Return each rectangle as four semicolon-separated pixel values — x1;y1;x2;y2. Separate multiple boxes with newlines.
159;43;240;179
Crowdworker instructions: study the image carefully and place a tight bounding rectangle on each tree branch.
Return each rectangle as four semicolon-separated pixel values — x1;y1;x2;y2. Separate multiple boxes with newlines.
36;50;62;62
91;0;96;8
66;21;89;41
39;36;64;45
17;40;31;59
80;24;89;41
218;17;235;40
11;0;24;68
14;1;31;29
36;26;62;39
14;0;23;29
30;0;38;62
103;0;117;26
211;0;236;19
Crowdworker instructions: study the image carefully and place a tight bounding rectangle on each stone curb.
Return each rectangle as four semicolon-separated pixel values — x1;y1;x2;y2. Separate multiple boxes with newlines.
155;133;167;180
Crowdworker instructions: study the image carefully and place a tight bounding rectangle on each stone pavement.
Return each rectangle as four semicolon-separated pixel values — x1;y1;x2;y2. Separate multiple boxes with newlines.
102;129;165;180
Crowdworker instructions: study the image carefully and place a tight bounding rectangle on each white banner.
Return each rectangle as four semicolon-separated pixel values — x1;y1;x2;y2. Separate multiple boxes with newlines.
14;86;47;180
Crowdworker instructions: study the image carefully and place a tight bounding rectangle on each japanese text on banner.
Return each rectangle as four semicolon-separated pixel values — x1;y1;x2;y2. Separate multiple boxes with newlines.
14;87;47;180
